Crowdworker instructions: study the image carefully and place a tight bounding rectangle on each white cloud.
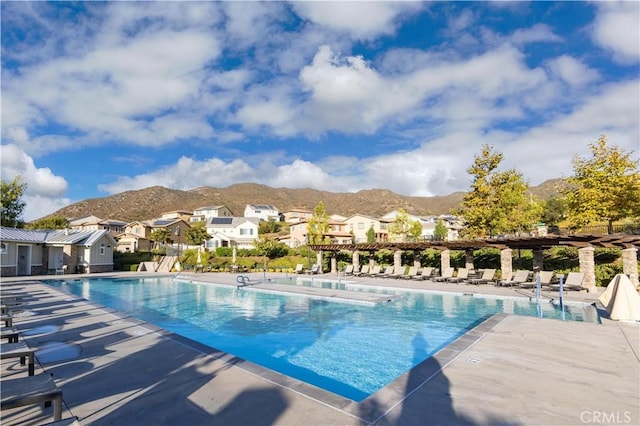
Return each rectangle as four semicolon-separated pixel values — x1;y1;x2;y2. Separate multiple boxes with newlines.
0;144;71;221
592;1;640;63
0;145;68;196
291;2;423;40
547;56;600;87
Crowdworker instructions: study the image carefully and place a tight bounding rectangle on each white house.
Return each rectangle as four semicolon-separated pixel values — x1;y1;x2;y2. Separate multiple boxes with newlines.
205;217;260;249
244;204;279;222
190;205;234;223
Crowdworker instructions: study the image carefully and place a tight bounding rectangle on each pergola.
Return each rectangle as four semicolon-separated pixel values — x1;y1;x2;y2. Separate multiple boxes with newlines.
308;234;640;291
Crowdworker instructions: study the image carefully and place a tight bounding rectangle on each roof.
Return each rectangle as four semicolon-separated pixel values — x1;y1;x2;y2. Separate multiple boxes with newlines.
246;204;278;211
193;205;227;211
207;217;260;228
0;227;115;246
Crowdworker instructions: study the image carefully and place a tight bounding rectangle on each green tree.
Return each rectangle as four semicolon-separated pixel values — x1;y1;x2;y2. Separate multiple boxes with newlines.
1;176;27;228
562;135;640;233
150;228;171;249
456;145;542;238
259;219;282;234
434;219;448;241
26;215;69;230
307;201;330;244
366;225;376;243
388;208;423;242
541;197;568;227
185;222;210;245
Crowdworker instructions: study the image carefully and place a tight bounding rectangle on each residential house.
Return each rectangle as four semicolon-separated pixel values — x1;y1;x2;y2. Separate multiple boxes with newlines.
343;214;390;243
282;208;313;223
160;210;193;222
116;221;153;252
244;204;280;222
205;217;260;249
285;219;353;248
69;215;127;235
0;226;116;276
117;218;191;253
190;205;234;223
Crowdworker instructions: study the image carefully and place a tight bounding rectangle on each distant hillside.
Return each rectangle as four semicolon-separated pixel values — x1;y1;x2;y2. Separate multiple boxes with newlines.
45;180;565;223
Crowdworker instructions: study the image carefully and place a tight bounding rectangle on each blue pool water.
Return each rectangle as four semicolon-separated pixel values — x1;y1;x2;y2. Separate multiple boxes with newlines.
43;277;598;401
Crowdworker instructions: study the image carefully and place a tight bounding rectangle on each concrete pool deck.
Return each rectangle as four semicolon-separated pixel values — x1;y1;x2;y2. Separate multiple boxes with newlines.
1;272;638;425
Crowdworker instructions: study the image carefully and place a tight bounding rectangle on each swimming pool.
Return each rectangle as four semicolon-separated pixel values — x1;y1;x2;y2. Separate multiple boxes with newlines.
43;276;598;401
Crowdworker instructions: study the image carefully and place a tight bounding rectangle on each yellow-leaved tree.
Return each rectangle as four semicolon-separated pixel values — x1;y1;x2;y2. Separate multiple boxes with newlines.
563;135;640;234
456;145;542;238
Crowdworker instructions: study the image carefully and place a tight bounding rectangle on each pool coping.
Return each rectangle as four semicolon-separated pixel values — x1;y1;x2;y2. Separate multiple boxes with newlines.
35;276;512;423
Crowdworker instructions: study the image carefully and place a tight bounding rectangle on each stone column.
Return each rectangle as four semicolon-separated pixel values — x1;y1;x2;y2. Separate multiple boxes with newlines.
394;250;402;270
353;251;360;271
622;247;639;288
532;248;544;273
578;246;596;292
465;249;474;271
440;250;451;273
500;248;513;281
330;255;337;274
316;251;323;272
414;250;422;268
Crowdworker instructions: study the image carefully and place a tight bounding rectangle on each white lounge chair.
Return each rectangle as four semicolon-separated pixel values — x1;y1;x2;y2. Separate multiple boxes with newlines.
412;267;434;280
433;267;454;282
519;271;554;289
548;272;586;291
468;269;496;285
447;268;469;283
498;270;531;287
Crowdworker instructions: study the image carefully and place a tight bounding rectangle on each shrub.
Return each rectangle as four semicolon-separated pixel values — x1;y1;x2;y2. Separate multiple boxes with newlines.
595;263;624;287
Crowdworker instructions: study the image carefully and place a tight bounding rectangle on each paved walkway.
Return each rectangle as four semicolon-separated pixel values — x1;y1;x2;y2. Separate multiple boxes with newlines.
1;272;638;425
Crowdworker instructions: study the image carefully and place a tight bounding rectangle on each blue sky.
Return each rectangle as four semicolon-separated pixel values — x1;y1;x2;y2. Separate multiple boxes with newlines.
1;1;638;221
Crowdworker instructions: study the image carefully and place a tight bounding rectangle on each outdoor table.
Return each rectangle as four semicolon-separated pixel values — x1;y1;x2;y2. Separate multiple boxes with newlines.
1;341;36;376
1;374;63;421
1;326;19;343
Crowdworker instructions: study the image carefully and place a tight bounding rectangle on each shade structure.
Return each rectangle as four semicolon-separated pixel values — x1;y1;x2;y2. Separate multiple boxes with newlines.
598;274;640;321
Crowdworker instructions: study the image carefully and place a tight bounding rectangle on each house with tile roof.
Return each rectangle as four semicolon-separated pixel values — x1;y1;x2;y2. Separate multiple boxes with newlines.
0;226;117;276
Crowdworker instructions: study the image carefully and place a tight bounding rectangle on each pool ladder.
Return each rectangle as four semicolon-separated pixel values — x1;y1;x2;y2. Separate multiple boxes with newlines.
236;275;252;289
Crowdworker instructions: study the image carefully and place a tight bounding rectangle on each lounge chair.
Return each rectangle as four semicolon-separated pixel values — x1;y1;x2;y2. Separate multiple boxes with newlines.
412;267;434;280
447;268;469;283
307;264;320;274
354;265;369;276
1;374;63;422
548;272;586;291
294;264;304;274
388;266;407;279
468;269;497;285
433;267;454;282
401;266;420;279
365;265;382;277
498;270;531;287
380;266;395;278
519;271;554;289
342;264;354;276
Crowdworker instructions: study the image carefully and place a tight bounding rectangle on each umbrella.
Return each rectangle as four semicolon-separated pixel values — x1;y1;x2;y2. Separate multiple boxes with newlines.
599;274;640;321
197;247;202;264
232;247;237;264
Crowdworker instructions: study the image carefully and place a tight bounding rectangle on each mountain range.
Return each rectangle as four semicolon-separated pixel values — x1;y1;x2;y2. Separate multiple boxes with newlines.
48;179;565;223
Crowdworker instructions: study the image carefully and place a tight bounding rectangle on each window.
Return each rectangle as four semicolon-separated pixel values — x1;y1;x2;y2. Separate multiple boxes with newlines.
358;222;364;230
0;243;6;255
